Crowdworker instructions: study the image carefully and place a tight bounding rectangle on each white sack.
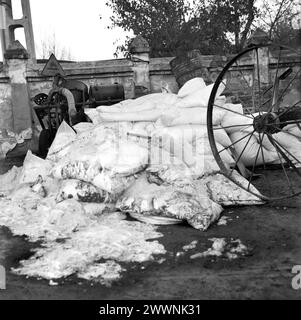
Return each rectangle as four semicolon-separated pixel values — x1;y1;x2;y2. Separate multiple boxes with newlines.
221;112;253;134
200;172;263;206
283;124;301;140
92;170;137;195
47;121;77;160
175;81;226;109
73;122;95;134
178;78;206;98
56;179;114;203
214;127;232;148
52;139;148;184
0;166;22;195
229;131;278;167
117;174;223;231
157;107;225;127
98;109;165;123
84;109;103;125
19;151;53;185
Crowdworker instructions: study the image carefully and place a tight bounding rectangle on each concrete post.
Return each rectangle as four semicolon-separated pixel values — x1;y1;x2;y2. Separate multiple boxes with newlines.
4;40;32;135
247;29;271;112
129;35;151;98
0;0;36;63
248;28;270;85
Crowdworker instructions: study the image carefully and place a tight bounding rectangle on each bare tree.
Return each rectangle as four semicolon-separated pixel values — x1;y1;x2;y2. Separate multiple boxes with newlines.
38;32;73;61
259;0;300;40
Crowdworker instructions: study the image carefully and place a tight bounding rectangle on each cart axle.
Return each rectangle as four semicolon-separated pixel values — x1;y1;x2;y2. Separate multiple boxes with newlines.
253;113;282;134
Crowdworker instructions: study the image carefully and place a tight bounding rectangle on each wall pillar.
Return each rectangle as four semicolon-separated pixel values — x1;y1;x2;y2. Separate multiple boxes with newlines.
248;29;270;85
129;35;151;98
4;40;32;135
247;28;271;112
0;0;36;63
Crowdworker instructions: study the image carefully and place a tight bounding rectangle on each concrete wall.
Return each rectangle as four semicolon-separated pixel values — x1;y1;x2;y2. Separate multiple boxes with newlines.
25;57;179;99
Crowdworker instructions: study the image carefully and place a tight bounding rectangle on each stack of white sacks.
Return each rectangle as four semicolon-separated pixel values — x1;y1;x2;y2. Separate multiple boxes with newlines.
85;77;301;172
1;77;301;232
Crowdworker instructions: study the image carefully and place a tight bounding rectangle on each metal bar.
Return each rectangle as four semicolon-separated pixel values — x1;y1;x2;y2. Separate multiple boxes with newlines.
273;137;295;195
213;124;252;131
268;133;301;167
247;143;262;190
267;133;301;179
218;131;254;154
230;132;255;175
213;104;253;119
255;48;263;115
271;47;282;112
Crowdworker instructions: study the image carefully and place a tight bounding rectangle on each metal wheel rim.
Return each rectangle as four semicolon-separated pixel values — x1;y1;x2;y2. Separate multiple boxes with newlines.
207;43;301;201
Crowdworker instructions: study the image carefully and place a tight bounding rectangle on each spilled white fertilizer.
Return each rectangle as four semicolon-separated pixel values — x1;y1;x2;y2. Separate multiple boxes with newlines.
176;240;198;257
77;261;125;287
11;213;165;283
0;181;166;285
217;216;233;226
190;238;248;260
183;240;198;251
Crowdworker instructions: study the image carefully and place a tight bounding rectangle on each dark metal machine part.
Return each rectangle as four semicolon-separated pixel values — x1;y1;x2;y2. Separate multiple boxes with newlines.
33;74;125;158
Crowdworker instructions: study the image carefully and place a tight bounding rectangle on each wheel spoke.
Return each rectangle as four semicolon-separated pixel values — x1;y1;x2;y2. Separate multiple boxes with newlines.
274;139;295;195
218;131;255;155
271;47;282;112
261;97;272;109
248;142;261;190
276;99;301;120
255;48;263;115
267;133;301;180
266;119;301;127
257;132;272;197
268;134;301;166
213;124;252;131
213;104;253;119
230;132;255;175
277;68;301;103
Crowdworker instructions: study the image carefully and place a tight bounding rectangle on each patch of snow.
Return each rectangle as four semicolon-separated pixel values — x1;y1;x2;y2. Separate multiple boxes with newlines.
190;238;248;260
183;240;198;251
217;216;232;226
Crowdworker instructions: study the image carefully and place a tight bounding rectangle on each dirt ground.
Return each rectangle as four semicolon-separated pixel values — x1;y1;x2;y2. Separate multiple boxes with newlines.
0;156;301;300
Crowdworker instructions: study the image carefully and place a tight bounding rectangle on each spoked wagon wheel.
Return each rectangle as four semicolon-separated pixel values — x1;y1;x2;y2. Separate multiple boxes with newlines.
207;43;301;201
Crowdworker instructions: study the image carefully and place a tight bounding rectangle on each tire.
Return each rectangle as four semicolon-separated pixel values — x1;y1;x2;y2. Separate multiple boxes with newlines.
38;129;54;159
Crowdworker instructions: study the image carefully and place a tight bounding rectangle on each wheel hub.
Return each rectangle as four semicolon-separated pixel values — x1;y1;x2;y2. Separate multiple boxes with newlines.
253;113;281;134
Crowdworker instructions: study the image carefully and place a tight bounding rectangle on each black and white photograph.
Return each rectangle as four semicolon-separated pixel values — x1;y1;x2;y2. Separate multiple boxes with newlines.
0;0;300;306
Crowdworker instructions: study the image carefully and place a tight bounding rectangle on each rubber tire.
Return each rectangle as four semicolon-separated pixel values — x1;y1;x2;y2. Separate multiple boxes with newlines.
38;129;54;159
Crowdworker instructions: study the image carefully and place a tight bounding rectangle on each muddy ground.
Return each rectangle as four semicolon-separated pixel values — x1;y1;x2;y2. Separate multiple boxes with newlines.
0;156;301;300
